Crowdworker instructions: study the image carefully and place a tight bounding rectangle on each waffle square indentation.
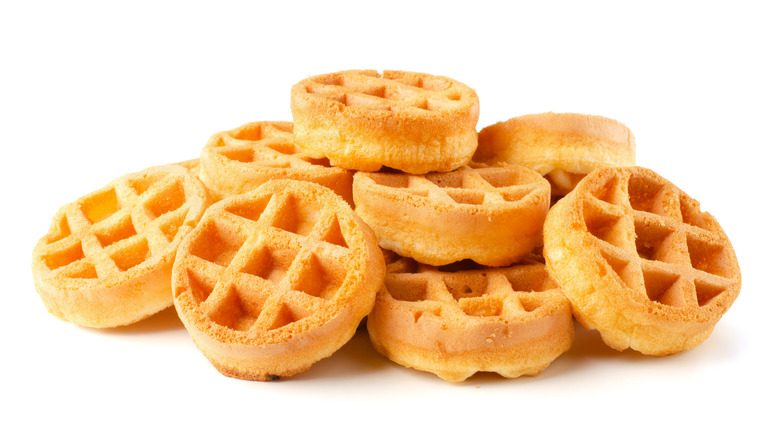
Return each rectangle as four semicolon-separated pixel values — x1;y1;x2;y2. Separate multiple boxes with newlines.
80;187;120;224
111;238;150;271
459;296;503;318
44;240;85;270
94;214;137;248
190;221;243;267
145;180;185;219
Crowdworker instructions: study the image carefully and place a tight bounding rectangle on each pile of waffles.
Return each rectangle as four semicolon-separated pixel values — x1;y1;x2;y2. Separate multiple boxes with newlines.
32;70;741;382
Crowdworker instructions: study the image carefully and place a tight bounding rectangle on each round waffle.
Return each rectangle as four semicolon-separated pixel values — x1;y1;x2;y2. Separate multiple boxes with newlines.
172;180;385;381
543;166;741;355
353;164;550;267
367;255;573;382
475;112;636;197
32;165;209;328
290;69;479;174
198;121;354;203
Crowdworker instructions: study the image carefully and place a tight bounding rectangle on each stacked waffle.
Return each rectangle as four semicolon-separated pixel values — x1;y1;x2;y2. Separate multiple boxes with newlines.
32;69;741;382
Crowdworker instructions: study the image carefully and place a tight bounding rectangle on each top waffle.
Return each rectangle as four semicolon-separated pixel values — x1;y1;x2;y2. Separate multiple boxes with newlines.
543;166;740;355
32;165;209;328
172;179;384;380
198;121;354;203
291;69;479;174
353;163;550;266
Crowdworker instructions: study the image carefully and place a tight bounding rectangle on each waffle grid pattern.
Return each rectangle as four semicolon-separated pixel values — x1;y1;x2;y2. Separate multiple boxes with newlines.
384;262;559;323
207;121;332;169
582;171;735;308
302;70;470;115
176;191;355;333
39;170;197;281
365;165;544;207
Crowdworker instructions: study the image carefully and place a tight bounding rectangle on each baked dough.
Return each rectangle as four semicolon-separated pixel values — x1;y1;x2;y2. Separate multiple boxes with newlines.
32;165;209;328
543;166;740;355
367;254;573;382
198;121;354;204
291;69;479;174
172;180;384;380
475;112;635;196
353;163;550;266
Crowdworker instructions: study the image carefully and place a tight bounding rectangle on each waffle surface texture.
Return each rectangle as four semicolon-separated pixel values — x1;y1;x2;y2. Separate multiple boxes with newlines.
32;165;209;328
172;179;385;380
291;69;479;174
543;166;741;355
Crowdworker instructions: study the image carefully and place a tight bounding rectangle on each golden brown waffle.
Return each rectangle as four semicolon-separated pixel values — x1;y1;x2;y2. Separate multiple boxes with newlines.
475;112;636;197
198;121;354;203
353;164;550;266
367;255;573;382
32;165;209;328
291;69;479;174
543;166;740;355
172;179;385;381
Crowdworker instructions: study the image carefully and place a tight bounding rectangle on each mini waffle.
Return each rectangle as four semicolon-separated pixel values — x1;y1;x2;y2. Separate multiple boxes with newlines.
32;165;209;328
198;121;354;203
543;166;740;355
475;112;636;197
291;69;479;174
172;180;385;380
367;255;573;382
353;164;550;266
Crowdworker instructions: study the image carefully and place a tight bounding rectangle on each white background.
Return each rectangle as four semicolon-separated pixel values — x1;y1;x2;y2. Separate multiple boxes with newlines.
2;1;777;436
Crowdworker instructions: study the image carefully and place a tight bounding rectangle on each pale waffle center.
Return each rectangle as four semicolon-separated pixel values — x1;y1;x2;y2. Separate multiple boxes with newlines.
581;171;736;308
385;263;560;323
366;165;544;207
177;191;356;333
39;170;197;280
301;70;472;116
